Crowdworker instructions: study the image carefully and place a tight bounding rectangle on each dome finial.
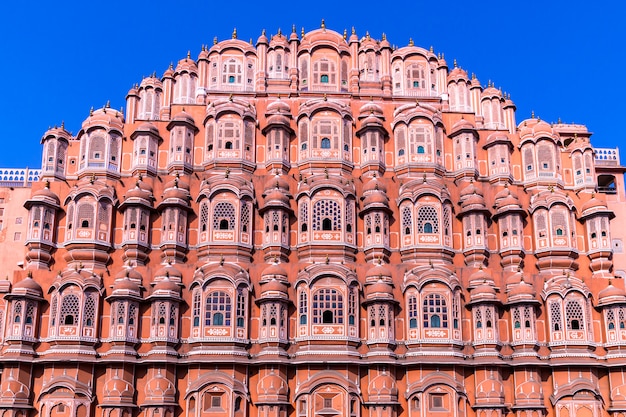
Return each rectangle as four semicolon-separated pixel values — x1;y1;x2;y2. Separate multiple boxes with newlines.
213;36;218;45
382;32;386;40
292;24;296;33
232;28;237;39
321;19;326;29
343;28;347;39
277;27;282;36
453;59;457;68
186;50;190;59
352;26;356;35
409;38;414;46
301;27;305;38
430;45;434;52
531;110;535;119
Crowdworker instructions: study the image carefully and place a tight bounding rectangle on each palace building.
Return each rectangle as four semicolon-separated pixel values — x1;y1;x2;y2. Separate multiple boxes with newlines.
2;23;626;417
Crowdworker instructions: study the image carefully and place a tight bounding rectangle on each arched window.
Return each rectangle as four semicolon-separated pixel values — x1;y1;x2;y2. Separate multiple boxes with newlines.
213;202;236;231
321;138;331;149
408;294;419;329
205;291;231;326
417;206;439;234
313;200;342;231
417;145;425;154
312;288;343;324
566;299;584;331
423;294;447;328
60;294;80;326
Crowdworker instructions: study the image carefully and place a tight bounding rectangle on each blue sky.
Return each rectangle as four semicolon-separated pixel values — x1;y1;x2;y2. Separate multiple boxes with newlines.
1;1;624;168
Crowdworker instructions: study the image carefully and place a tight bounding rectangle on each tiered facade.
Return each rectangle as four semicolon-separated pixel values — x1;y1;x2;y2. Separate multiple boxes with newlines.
2;23;626;417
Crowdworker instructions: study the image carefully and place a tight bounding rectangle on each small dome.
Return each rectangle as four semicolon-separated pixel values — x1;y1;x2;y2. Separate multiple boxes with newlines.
139;76;163;89
261;278;289;295
264;188;289;206
365;263;392;282
450;118;476;136
152;276;181;295
362;176;387;194
31;185;61;206
135;122;160;135
162;175;191;203
359;101;384;117
482;86;502;98
82;107;124;132
175;56;198;74
125;176;153;199
262;263;288;280
114;266;142;281
598;282;626;306
365;280;393;296
448;66;469;82
532;120;554;136
264;174;290;194
470;282;497;302
112;275;142;293
170;110;195;125
256;31;269;45
508;278;536;298
469;268;492;284
363;191;390;208
266;99;291;115
581;194;607;214
154;263;183;282
12;276;43;296
461;192;486;210
459;181;482;200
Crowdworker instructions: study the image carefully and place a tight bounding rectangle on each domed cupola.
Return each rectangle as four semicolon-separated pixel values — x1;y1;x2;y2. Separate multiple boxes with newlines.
166;110;198;174
363;259;397;350
467;268;501;351
579;193;614;276
361;175;392;262
24;181;62;269
260;175;293;262
263;98;294;172
458;181;490;267
41;124;71;180
357;100;387;175
157;173;192;263
130;121;162;176
257;261;291;351
492;184;526;271
77;105;124;179
119;175;155;265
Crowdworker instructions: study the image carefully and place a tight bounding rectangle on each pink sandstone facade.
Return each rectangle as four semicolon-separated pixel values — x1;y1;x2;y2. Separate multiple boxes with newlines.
2;23;626;417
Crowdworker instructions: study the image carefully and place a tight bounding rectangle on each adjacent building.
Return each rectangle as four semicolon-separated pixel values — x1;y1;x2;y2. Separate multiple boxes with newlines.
1;23;626;417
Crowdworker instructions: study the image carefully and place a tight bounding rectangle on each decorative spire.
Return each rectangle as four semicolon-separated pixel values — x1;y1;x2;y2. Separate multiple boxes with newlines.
453;59;457;68
382;32;386;40
430;45;434;52
292;24;296;34
232;28;237;39
186;50;190;59
277;27;282;36
352;26;356;35
343;28;347;39
321;19;326;29
531;110;535;119
409;38;414;46
301;27;305;38
213;36;218;45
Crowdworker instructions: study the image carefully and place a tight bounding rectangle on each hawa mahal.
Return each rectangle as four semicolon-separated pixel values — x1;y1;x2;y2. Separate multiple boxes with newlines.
1;22;626;417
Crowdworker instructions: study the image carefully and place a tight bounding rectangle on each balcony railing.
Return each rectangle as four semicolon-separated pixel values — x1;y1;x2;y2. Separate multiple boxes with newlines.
0;168;41;187
594;147;620;166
